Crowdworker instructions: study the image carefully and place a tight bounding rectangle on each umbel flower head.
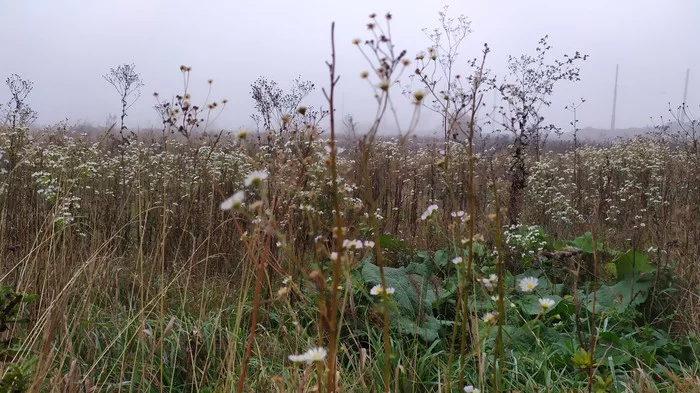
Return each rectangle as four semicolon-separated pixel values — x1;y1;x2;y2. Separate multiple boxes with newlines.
220;190;245;211
288;347;327;363
244;170;268;187
518;276;539;292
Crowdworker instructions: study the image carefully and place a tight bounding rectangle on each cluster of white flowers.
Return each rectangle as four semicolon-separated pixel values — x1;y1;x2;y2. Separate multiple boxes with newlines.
342;239;375;249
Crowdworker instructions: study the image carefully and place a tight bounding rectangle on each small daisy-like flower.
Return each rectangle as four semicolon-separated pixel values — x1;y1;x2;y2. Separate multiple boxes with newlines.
343;239;363;249
451;210;465;218
482;312;498;324
451;256;463;264
288;347;327;363
464;386;481;393
324;145;346;154
488;274;498;283
305;347;327;362
538;298;556;311
288;353;307;363
330;252;339;261
364;240;375;248
420;204;439;220
518;276;539;292
370;284;395;296
244;170;268;186
480;278;494;290
220;190;245;211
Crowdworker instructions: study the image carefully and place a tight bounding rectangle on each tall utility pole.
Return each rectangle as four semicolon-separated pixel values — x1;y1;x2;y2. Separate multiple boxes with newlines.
610;64;619;130
681;68;690;123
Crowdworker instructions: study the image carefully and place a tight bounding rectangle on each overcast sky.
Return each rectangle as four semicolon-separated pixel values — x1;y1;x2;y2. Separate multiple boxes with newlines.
1;0;698;134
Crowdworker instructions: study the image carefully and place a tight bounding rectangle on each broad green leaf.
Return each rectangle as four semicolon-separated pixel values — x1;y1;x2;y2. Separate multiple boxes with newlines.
613;249;654;278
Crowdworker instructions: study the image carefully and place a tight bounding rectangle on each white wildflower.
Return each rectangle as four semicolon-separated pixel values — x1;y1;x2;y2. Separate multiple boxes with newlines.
539;298;556;311
244;170;268;186
370;284;395;296
220;190;245;210
518;276;539;292
420;204;439;220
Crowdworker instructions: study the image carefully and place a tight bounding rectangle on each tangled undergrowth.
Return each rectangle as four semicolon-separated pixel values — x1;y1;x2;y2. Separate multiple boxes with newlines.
1;10;699;393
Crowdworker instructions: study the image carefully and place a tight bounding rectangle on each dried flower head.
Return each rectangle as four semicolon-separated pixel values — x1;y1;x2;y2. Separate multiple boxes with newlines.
378;79;390;91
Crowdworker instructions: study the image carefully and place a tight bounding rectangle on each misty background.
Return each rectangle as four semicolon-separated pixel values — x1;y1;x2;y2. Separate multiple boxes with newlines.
1;0;698;135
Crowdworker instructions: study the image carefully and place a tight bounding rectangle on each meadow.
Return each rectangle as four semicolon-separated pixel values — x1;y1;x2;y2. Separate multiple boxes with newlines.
1;11;699;393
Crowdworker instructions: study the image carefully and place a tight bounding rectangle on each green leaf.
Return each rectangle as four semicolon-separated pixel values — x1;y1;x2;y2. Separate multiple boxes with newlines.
567;232;602;254
613;249;654;278
360;259;443;341
583;276;652;313
434;248;449;268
